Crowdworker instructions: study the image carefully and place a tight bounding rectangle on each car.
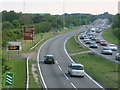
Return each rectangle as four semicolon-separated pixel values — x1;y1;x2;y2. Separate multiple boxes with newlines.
96;30;101;33
85;40;91;44
68;63;85;77
115;53;120;60
101;47;112;55
100;40;107;46
83;37;89;42
44;55;55;64
91;36;96;40
95;39;101;43
89;42;98;48
79;35;84;39
108;44;117;51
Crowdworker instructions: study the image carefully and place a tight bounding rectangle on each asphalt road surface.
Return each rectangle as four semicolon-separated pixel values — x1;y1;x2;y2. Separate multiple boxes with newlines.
37;28;103;89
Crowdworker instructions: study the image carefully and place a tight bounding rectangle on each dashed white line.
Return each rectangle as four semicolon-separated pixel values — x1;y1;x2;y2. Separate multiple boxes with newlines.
58;66;62;71
70;83;77;90
63;73;69;80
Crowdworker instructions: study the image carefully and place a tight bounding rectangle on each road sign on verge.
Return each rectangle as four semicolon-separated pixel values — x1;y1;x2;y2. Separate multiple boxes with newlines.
5;73;14;86
24;27;34;40
6;42;22;52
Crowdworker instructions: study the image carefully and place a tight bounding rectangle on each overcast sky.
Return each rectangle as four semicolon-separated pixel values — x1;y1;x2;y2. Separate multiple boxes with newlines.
1;0;119;15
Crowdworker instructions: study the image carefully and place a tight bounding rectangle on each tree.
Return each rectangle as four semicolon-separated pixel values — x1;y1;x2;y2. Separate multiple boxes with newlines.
12;20;20;28
2;10;19;22
2;21;13;29
19;14;33;25
33;15;43;23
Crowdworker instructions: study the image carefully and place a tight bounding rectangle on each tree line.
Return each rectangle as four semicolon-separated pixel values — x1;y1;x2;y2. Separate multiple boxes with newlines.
111;14;120;41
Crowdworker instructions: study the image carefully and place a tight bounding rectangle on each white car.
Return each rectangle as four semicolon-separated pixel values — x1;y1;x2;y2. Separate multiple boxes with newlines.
108;44;117;51
115;53;120;60
101;47;112;55
68;63;85;77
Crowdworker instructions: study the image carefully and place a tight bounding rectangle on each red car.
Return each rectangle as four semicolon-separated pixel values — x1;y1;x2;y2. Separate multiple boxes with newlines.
100;40;107;46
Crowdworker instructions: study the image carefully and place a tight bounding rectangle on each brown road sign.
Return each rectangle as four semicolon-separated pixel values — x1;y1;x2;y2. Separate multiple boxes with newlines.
24;27;34;40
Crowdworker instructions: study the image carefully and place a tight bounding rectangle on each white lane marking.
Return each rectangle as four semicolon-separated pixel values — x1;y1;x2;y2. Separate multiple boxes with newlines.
64;36;75;63
37;41;48;89
37;33;65;89
30;39;44;50
64;35;104;89
70;83;77;90
26;57;29;90
58;66;62;71
63;73;69;80
56;61;58;64
84;73;104;89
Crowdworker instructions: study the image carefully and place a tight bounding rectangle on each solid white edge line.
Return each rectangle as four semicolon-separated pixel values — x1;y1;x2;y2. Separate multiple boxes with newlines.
37;33;65;89
37;41;48;89
58;66;62;71
63;73;69;80
70;83;77;90
64;35;104;89
64;36;75;63
26;57;29;90
30;39;44;50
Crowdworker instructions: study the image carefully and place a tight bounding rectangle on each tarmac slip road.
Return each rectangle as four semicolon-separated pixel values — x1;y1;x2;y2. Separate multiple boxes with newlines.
37;28;103;89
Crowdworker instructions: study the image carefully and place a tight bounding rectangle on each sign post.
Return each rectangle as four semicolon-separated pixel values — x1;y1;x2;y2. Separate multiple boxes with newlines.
24;27;34;43
6;42;22;61
5;73;14;87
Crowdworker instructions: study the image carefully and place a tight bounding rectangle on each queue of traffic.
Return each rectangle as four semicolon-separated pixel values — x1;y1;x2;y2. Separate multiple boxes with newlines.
79;26;120;61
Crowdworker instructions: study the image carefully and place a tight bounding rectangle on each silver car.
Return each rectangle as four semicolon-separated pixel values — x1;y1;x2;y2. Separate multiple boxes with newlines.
115;53;120;60
68;63;85;77
101;47;112;55
108;44;117;51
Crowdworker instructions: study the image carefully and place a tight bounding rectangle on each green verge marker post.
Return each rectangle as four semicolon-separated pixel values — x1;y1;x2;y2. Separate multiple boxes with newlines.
40;34;43;39
5;73;14;87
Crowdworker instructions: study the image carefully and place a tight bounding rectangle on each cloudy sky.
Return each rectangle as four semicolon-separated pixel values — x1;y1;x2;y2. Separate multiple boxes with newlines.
1;0;119;15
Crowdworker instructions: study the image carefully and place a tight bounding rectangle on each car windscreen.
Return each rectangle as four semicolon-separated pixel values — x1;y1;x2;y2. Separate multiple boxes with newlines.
72;66;84;70
103;48;110;50
109;45;115;47
46;56;54;59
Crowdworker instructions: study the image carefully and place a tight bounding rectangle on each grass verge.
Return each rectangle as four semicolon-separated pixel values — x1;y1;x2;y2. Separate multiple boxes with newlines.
29;59;40;88
72;53;119;88
102;28;120;46
2;59;26;88
66;36;89;53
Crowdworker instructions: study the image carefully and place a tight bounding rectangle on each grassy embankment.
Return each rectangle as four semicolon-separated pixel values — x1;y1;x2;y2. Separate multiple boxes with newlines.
66;35;119;88
102;28;120;46
66;34;89;54
2;26;80;89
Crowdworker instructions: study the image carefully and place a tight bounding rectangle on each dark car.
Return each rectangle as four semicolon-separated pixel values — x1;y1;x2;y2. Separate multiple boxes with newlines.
95;39;101;43
79;35;84;39
90;42;98;48
85;40;91;44
44;55;55;64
